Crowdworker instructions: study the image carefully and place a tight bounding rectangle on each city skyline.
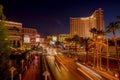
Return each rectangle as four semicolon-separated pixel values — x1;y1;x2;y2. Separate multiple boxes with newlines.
1;0;120;37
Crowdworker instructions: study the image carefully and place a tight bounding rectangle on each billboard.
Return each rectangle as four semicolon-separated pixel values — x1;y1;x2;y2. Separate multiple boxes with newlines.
24;35;30;43
36;38;40;42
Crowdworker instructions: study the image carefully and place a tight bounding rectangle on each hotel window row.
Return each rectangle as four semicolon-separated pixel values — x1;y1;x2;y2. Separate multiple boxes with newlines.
70;8;104;38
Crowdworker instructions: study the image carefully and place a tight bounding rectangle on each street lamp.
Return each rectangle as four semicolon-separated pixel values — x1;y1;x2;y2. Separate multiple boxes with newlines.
21;59;24;71
9;60;12;66
95;35;103;69
106;36;109;71
26;55;29;65
95;39;99;69
9;66;16;80
97;35;102;70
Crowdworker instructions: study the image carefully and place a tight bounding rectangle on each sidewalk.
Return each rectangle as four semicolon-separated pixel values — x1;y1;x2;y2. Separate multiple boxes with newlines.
22;56;40;80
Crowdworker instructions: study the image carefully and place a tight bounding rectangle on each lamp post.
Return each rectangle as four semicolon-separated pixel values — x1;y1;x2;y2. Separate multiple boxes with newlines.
97;35;102;70
106;37;109;71
9;66;16;80
93;36;99;69
9;60;12;66
26;55;29;65
21;59;24;71
94;35;102;69
95;40;99;69
93;38;96;68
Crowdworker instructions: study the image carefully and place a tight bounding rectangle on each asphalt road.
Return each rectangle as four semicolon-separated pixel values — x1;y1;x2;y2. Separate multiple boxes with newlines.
46;53;91;80
22;55;40;80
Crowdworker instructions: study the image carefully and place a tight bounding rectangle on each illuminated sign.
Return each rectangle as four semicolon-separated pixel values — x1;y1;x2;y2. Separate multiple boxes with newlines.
53;36;57;41
24;35;30;43
36;38;40;42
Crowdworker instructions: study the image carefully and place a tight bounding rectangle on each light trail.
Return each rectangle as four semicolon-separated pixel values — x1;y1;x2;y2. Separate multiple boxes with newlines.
76;62;103;79
54;62;61;72
59;62;69;71
77;68;94;80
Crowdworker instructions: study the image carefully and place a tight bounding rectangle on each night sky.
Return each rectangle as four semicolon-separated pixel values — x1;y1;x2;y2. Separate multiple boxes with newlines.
1;0;120;37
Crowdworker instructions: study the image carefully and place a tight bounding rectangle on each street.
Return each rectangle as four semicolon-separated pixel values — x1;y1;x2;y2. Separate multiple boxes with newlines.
22;55;40;80
21;48;118;80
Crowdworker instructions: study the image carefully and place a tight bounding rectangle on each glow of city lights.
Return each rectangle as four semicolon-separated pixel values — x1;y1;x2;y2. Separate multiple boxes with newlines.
36;38;40;42
76;62;103;79
24;35;30;43
52;36;57;41
81;17;89;20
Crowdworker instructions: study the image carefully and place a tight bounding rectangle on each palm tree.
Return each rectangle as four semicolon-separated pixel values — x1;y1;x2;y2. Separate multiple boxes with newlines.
83;38;90;64
65;38;73;57
72;35;80;52
65;38;72;49
88;38;97;67
116;16;120;79
97;30;106;69
90;27;98;38
106;22;120;57
117;16;120;22
89;28;106;68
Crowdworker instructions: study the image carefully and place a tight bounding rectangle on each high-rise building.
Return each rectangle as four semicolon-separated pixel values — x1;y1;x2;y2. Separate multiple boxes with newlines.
70;8;104;38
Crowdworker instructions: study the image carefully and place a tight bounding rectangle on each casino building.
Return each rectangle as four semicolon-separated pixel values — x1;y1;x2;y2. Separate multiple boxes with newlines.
3;20;40;50
22;27;40;49
70;8;104;38
4;21;23;49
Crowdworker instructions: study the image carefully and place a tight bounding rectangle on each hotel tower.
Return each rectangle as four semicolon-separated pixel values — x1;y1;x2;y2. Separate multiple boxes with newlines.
70;8;104;38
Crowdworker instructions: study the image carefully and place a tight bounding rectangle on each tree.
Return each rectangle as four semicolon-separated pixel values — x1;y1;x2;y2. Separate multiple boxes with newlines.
0;5;6;20
65;38;72;49
89;28;106;68
72;35;80;45
72;35;80;51
106;21;120;56
90;27;98;38
116;16;120;79
83;38;90;63
0;4;11;80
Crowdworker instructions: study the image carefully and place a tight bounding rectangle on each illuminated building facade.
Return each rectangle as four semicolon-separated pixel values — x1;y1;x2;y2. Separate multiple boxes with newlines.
70;8;104;38
46;34;69;48
40;38;45;44
22;28;40;49
2;20;40;50
58;34;69;42
4;20;23;49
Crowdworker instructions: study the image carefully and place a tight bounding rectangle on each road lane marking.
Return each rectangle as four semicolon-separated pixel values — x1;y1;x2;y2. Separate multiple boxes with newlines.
59;62;69;72
54;62;61;72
